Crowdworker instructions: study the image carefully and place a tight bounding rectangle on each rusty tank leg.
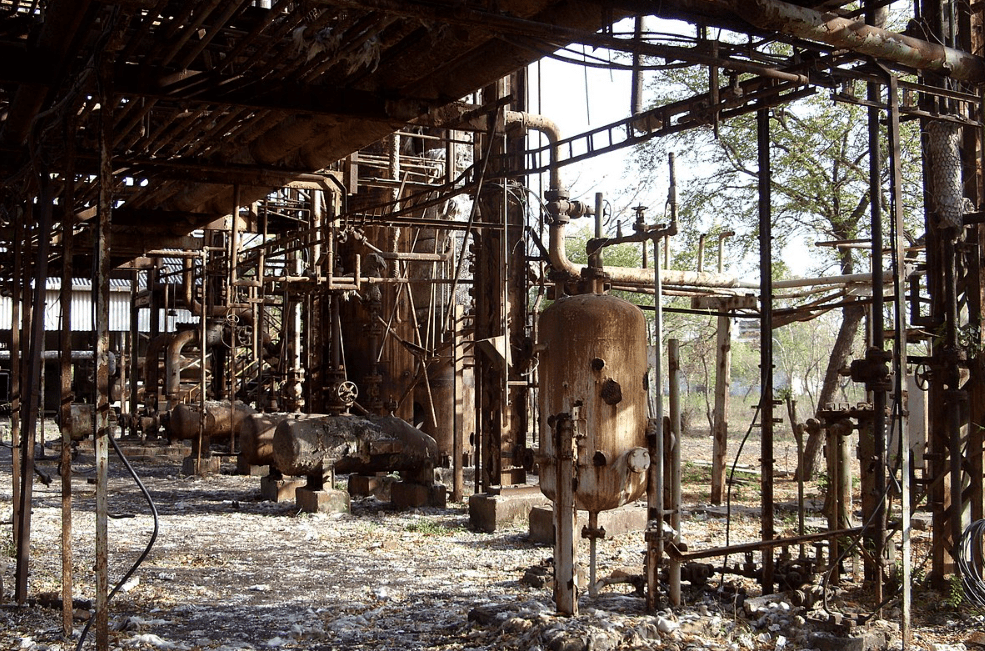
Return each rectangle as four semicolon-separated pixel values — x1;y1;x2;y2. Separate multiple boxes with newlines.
552;412;578;616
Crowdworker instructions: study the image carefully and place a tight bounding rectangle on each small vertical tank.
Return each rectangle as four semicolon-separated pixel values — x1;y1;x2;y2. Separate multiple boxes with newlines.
538;292;650;512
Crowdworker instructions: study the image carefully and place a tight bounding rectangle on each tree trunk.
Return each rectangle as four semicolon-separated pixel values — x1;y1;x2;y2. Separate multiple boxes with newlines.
795;301;864;480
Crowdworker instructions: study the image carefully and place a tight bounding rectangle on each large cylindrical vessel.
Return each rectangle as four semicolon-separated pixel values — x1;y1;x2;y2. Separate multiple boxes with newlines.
168;400;256;441
537;292;650;512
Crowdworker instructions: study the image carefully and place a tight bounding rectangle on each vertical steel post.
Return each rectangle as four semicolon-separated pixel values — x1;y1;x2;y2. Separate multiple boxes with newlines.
757;108;775;592
452;304;465;503
10;215;23;555
94;59;114;651
668;339;682;606
129;271;139;438
710;305;732;505
553;412;577;616
59;125;77;637
866;43;887;601
16;176;54;604
887;73;913;650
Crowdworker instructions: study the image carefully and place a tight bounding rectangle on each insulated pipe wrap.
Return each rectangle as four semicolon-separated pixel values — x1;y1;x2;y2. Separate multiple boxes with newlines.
927;121;965;229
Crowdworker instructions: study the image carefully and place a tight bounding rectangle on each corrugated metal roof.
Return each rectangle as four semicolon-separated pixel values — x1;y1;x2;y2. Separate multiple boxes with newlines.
1;284;200;333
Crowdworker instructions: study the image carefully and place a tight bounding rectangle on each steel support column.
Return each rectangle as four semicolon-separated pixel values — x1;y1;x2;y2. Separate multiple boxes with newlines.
758;107;775;592
94;60;114;651
59;123;77;637
16;176;54;603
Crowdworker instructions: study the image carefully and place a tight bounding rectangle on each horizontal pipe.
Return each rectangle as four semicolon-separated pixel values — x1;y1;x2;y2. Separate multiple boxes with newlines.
665;526;864;562
703;0;985;83
549;222;755;289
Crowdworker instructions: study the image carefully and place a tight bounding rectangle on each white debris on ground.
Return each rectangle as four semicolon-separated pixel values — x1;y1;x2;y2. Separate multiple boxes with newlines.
0;437;981;651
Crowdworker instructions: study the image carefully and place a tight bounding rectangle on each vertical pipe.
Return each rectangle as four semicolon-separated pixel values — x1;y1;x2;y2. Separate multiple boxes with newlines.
668;338;682;606
94;60;114;651
711;308;731;505
553;413;577;616
452;305;464;503
10;215;22;549
198;249;208;470
887;73;912;649
866;27;887;599
758;108;775;592
230;185;240;293
631;15;644;116
59;130;76;637
17;176;54;603
646;165;669;610
588;510;599;598
129;271;139;438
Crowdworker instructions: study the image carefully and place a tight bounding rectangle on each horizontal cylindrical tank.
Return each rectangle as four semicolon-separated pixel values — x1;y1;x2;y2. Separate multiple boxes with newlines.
272;415;438;481
168;400;256;441
238;412;322;466
537;292;650;512
58;404;118;440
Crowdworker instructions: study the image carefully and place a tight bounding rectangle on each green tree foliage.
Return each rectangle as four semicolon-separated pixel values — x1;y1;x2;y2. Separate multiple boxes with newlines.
626;66;923;477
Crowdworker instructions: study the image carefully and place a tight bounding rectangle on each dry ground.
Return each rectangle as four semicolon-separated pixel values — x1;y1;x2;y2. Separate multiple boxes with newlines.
0;422;981;651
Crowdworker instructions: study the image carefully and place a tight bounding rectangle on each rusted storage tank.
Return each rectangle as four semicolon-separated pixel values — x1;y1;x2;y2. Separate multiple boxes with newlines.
537;292;650;512
168;400;256;441
272;415;438;482
239;412;322;467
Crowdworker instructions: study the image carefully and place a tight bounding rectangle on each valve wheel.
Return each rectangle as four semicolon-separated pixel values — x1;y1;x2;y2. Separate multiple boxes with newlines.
337;380;359;404
915;363;931;391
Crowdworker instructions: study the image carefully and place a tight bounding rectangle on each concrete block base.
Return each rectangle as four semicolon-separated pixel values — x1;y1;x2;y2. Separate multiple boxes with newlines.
236;455;269;476
348;474;383;497
260;475;305;502
296;487;350;514
528;503;648;545
391;482;446;508
809;631;887;651
181;455;221;476
469;491;550;533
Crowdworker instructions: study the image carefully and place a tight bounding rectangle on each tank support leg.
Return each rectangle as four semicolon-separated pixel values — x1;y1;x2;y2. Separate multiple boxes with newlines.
553;412;578;616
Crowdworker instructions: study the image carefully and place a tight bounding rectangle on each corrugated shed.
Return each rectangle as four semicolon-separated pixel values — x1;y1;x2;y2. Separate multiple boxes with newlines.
1;279;200;333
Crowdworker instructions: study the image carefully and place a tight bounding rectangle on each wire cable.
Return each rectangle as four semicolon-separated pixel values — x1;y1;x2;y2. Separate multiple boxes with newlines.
75;436;159;650
716;402;762;590
957;519;985;608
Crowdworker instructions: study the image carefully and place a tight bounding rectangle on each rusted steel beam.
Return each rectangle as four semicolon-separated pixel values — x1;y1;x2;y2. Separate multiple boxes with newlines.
665;527;865;562
700;0;985;83
15;176;54;603
94;59;114;651
758;108;776;593
59;120;77;637
0;0;93;147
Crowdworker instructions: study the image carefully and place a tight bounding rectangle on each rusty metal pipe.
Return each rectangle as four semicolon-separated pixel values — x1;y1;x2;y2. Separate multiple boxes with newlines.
165;329;198;401
699;0;985;82
549;221;754;289
143;333;174;411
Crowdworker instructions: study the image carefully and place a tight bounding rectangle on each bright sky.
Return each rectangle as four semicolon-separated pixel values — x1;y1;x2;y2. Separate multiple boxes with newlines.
524;20;815;279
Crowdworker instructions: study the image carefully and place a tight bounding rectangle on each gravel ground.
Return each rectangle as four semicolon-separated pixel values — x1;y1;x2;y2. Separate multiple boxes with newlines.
1;427;982;651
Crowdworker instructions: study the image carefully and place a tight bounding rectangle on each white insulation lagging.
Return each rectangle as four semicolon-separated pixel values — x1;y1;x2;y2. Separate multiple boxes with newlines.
927;121;965;230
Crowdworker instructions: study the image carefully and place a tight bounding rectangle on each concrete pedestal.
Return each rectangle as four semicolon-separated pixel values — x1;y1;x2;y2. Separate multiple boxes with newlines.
260;475;305;502
528;503;648;545
236;454;269;476
391;482;446;508
296;487;350;514
181;455;221;476
348;474;383;497
468;489;550;533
